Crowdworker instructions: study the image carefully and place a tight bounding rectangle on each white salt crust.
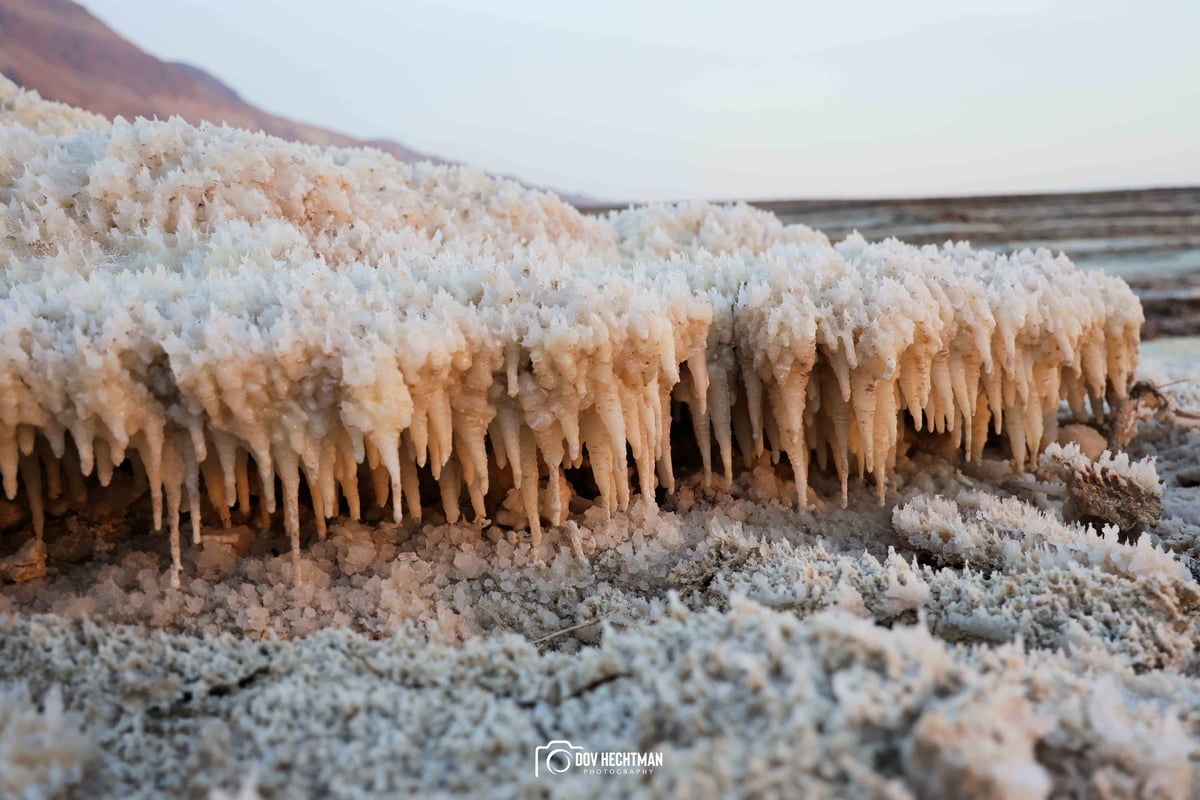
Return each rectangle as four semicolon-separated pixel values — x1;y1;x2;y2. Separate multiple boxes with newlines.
0;78;1143;584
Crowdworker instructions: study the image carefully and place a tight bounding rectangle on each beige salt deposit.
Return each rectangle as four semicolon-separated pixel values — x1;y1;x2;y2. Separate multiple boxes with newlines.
0;76;1143;586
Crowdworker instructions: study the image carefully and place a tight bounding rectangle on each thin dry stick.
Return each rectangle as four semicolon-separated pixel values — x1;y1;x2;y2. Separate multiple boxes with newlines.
531;612;614;646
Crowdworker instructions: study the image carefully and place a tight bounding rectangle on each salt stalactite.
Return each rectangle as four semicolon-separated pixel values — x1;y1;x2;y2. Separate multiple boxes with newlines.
0;79;1144;584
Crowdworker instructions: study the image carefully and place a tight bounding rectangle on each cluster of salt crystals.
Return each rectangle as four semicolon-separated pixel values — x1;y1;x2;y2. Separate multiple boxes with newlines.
0;90;1143;584
892;492;1187;582
1041;441;1162;495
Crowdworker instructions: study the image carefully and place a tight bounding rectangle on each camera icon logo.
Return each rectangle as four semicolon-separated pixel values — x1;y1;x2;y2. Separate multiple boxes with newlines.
534;740;584;777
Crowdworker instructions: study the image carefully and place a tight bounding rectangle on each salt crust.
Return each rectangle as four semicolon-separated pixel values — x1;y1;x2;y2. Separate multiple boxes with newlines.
2;597;1196;799
0;76;1143;583
0;682;94;799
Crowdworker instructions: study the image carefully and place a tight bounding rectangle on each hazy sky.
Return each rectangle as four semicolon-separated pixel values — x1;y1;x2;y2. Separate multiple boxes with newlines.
81;0;1200;201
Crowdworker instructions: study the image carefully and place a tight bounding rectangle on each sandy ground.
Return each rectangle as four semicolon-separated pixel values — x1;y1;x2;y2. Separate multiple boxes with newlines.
1;339;1198;799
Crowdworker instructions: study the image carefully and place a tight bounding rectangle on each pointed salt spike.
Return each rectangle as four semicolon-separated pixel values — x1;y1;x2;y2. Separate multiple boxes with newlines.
16;425;34;457
965;355;982;414
849;371;877;472
1064;373;1086;421
931;358;954;433
347;428;366;465
742;366;765;457
831;352;852;402
1025;400;1043;466
130;432;164;531
458;421;491;499
505;344;521;398
303;466;327;540
235;449;251;515
793;445;809;509
496;401;522;487
169;519;182;589
365;438;381;471
319;438;337;519
410;406;430;469
162;442;183;582
336;437;361;521
304;460;328;542
200;454;231;528
254;446;277;515
561;410;582;465
439;456;462;524
95;439;114;487
180;435;203;545
763;400;783;465
519;427;541;547
687;354;710;417
256;481;272;530
625;391;655;504
547;462;564;528
401;436;422;523
595;388;629;510
691;397;713;487
1082;341;1107;398
781;370;809;456
72;425;95;477
971;395;991;463
370;432;401;522
948;354;972;432
582;411;614;517
188;419;207;464
467;474;487;522
18;454;43;541
1007;406;1027;472
899;357;924;431
963;396;975;458
1042;408;1059;453
657;441;676;496
848;417;865;481
488;417;509;471
872;384;895;504
555;469;572;527
187;469;202;546
274;449;303;586
709;369;734;481
43;424;66;461
0;436;18;500
732;397;757;473
657;388;676;495
401;455;421;523
429;388;454;474
984;368;1004;434
211;432;239;506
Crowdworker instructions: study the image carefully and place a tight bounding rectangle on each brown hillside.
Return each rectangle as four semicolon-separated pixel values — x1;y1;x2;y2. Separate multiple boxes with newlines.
0;0;432;162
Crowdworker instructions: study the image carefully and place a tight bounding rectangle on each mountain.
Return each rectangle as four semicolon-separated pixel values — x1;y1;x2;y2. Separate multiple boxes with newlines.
0;0;433;163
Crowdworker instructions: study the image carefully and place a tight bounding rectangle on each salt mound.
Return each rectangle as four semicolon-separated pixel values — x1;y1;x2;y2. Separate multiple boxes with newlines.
0;80;1143;583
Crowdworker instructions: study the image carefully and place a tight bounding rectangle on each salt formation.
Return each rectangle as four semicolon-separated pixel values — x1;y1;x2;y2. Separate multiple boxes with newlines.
0;78;1144;583
1040;441;1163;532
